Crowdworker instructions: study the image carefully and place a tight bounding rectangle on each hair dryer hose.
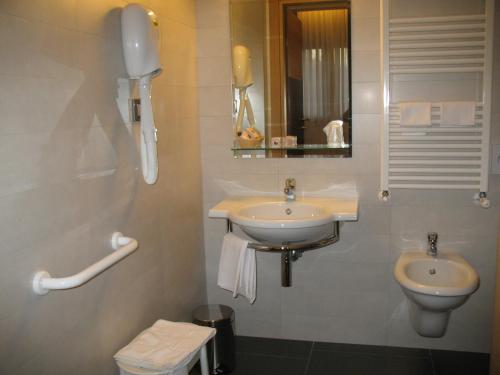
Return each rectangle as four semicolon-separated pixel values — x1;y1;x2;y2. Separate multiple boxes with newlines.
139;74;158;184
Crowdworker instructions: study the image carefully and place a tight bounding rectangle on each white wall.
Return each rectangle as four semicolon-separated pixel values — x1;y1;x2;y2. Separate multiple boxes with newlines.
0;1;205;374
197;0;500;352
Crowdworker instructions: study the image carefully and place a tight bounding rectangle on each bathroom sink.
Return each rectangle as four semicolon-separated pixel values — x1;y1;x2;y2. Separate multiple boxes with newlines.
231;201;331;243
209;196;358;244
394;251;479;296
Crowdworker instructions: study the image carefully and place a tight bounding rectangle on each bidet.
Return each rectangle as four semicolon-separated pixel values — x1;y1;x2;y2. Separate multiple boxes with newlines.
394;247;479;337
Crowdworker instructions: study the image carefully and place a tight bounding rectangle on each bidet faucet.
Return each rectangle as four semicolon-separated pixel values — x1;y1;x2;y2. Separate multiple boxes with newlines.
284;178;296;201
427;232;438;257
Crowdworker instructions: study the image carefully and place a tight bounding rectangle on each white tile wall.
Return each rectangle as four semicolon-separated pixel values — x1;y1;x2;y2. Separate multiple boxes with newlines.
0;1;206;374
197;0;500;353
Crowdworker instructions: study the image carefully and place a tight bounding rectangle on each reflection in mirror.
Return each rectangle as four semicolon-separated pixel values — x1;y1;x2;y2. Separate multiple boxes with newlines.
230;0;352;158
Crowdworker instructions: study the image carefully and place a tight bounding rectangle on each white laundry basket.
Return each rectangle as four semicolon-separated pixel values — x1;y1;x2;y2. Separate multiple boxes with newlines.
117;350;201;375
117;361;188;375
114;320;212;375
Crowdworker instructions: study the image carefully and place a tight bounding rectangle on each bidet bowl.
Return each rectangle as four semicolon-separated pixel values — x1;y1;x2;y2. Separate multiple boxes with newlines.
394;251;479;297
394;251;480;337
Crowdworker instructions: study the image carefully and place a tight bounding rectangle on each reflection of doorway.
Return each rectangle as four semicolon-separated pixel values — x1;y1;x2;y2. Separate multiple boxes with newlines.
285;9;305;145
283;2;351;145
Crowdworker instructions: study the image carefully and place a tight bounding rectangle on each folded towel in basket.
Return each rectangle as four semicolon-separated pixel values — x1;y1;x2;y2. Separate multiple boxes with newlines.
114;320;215;372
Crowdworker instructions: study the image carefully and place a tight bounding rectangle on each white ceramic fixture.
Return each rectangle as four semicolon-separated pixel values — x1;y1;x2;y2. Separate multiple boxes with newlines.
121;4;162;184
209;196;358;244
394;251;479;337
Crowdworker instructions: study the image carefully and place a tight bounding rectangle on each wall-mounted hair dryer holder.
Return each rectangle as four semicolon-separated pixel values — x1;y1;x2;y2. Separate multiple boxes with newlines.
120;3;162;185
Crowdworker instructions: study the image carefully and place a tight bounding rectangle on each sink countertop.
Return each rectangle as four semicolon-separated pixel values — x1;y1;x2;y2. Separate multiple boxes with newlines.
208;196;358;221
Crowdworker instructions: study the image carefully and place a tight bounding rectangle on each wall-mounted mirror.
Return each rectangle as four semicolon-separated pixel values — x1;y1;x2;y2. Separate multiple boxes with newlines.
230;0;352;158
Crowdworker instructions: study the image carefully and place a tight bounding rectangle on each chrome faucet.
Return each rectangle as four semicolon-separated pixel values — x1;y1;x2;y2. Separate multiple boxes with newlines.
427;232;438;257
284;178;296;201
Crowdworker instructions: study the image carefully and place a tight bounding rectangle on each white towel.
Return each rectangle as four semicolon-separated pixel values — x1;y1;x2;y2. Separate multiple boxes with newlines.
114;320;215;372
440;101;476;126
400;102;432;126
217;233;256;304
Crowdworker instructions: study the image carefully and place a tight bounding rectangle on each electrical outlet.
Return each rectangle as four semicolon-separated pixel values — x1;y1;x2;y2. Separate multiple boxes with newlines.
491;144;500;174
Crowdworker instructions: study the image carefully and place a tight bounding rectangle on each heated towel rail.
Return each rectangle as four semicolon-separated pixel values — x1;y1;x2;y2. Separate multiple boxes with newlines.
32;232;138;295
379;0;495;208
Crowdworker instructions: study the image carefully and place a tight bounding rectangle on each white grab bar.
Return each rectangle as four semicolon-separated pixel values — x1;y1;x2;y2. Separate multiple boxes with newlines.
32;232;138;295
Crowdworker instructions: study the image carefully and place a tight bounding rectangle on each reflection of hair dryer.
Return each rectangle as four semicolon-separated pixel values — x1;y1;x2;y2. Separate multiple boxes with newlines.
232;45;255;135
121;4;162;184
232;45;253;89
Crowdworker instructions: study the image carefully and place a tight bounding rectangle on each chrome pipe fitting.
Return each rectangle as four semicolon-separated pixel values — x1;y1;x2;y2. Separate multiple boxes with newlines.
427;232;438;257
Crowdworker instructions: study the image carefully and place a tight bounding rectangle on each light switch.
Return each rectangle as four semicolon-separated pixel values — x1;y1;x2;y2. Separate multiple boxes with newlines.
491;144;500;174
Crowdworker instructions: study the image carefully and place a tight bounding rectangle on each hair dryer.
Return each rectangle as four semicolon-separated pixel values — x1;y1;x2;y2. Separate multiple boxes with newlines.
121;3;162;184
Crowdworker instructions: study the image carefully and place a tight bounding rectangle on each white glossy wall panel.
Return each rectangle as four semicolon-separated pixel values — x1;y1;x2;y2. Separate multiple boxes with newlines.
197;0;500;353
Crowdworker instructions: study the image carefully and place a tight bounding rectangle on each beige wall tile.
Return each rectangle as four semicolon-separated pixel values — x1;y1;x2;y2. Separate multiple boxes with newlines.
352;51;381;83
198;57;232;87
198;86;233;117
0;1;205;374
351;17;380;51
197;26;231;57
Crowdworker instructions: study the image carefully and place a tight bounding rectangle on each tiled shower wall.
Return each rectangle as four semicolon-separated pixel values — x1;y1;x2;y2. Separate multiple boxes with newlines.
0;1;205;374
197;0;500;352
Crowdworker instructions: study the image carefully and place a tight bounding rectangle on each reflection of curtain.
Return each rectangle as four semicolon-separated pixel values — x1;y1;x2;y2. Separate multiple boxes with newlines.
298;9;349;122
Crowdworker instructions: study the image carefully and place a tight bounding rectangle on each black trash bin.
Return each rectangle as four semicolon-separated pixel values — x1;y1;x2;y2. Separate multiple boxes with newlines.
193;304;236;374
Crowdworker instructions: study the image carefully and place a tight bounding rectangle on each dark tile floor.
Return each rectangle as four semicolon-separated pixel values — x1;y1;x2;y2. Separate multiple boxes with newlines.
190;336;489;375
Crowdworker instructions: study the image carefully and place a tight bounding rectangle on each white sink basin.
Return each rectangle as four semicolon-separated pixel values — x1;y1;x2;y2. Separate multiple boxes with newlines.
209;196;358;244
